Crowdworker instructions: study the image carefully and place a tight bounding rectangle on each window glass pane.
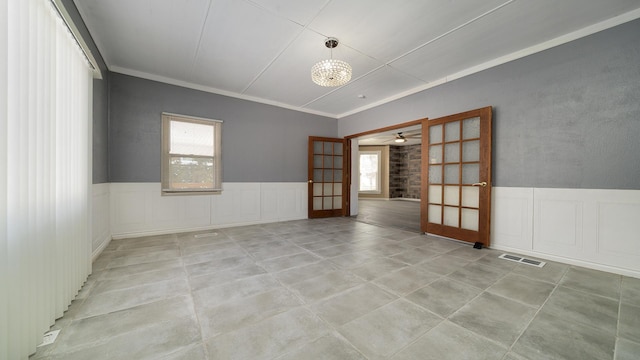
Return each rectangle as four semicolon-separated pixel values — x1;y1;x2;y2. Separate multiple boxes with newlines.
428;185;442;204
334;196;342;209
444;186;459;206
314;141;323;154
428;205;442;224
323;196;333;209
163;115;222;193
463;117;480;139
334;156;343;168
445;121;460;142
334;169;343;182
170;121;213;156
429;124;442;144
314;155;323;168
313;169;322;182
444;164;459;184
323;183;333;196
429;145;442;164
324;142;333;154
313;197;323;210
462;140;479;162
443;206;459;227
324;170;333;182
169;156;214;189
313;183;322;196
359;153;380;191
461;186;479;208
461;208;479;231
324;155;333;168
462;164;479;184
334;143;343;155
444;143;459;163
334;183;342;196
429;165;442;183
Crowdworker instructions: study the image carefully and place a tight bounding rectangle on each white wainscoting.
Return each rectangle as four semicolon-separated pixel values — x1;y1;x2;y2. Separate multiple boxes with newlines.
491;187;640;278
92;183;111;261
109;182;307;239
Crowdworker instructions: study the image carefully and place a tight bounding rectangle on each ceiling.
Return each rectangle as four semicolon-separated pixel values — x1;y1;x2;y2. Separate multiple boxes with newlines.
358;125;422;147
74;0;640;118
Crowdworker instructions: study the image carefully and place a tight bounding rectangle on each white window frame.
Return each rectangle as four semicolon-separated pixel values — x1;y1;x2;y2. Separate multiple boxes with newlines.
359;150;382;194
161;113;222;195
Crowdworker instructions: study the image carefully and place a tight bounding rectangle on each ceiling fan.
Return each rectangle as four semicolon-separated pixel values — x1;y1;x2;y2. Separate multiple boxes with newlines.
385;130;421;144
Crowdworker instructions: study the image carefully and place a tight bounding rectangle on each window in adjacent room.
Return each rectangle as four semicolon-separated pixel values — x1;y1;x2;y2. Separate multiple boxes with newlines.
161;113;222;194
359;151;382;193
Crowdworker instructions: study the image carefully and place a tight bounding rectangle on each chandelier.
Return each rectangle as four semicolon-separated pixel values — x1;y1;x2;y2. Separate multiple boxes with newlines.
311;37;352;87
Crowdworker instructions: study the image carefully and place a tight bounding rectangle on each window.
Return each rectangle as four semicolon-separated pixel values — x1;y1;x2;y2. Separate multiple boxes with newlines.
359;151;382;193
161;113;222;194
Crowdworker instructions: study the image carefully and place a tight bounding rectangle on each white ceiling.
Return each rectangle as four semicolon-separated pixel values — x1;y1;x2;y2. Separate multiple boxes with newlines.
74;0;640;118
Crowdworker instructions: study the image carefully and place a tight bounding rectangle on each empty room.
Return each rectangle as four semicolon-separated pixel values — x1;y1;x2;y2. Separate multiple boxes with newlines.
2;0;640;359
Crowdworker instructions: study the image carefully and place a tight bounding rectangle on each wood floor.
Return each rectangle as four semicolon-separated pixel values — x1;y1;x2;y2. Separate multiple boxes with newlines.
355;199;421;233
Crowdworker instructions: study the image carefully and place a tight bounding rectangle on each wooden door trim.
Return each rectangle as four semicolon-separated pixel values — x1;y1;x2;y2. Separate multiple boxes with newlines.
345;118;426;139
308;136;349;218
421;106;493;246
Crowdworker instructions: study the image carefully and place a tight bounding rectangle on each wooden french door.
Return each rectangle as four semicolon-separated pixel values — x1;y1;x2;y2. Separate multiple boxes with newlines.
308;137;350;218
420;107;493;246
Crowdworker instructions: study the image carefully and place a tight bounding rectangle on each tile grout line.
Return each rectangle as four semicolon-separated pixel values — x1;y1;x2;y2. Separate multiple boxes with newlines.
503;265;571;358
613;275;623;360
180;232;216;359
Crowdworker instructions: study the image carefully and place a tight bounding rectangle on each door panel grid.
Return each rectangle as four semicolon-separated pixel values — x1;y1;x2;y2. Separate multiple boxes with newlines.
421;108;492;246
308;137;348;218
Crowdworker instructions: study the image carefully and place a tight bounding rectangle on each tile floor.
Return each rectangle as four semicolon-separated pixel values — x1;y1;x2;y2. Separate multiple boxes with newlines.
31;218;640;360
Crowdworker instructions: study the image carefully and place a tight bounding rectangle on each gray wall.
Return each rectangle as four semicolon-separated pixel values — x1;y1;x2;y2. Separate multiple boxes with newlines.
109;74;337;182
62;0;110;184
340;19;640;190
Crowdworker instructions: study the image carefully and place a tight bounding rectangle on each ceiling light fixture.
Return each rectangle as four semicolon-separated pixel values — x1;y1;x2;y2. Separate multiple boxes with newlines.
311;37;352;87
394;133;407;143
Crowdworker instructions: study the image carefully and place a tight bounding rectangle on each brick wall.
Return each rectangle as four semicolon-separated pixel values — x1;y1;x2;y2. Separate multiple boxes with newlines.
389;144;421;199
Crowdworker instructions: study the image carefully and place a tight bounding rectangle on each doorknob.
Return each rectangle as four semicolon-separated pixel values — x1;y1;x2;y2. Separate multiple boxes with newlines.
308;180;313;184
471;182;487;187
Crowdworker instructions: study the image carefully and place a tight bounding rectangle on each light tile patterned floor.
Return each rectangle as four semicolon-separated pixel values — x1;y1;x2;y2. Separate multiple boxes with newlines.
31;218;640;360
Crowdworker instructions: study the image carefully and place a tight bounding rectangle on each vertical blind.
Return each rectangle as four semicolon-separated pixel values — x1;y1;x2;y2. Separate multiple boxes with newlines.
1;0;93;358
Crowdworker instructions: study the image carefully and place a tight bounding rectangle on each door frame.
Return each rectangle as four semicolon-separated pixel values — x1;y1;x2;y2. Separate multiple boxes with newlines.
308;136;351;218
345;118;427;220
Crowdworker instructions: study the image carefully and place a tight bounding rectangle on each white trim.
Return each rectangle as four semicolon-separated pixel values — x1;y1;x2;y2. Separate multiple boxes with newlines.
111;220;281;240
92;236;112;262
336;8;640;118
491;186;640;279
162;112;223;123
490;244;640;279
110;182;307;238
110;66;338;119
99;8;640;119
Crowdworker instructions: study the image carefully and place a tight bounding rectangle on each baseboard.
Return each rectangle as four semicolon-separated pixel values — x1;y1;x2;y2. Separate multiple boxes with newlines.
358;197;421;202
490;244;640;279
111;216;306;240
91;235;112;262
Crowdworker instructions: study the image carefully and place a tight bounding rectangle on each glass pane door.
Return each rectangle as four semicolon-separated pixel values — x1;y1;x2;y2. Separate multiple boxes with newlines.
308;137;347;218
421;107;492;246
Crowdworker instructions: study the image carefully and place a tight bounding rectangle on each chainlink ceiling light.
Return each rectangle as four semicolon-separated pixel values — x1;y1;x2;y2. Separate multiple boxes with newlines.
311;37;352;87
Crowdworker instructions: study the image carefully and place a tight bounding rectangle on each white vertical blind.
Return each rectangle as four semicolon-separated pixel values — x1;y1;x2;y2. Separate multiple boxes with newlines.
1;0;93;359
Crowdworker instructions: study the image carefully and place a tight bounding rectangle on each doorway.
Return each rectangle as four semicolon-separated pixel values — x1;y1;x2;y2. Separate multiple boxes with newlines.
346;119;425;232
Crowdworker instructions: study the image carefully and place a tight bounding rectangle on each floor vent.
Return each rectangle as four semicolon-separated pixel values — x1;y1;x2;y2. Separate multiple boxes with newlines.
38;330;60;347
194;232;219;238
499;254;545;268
